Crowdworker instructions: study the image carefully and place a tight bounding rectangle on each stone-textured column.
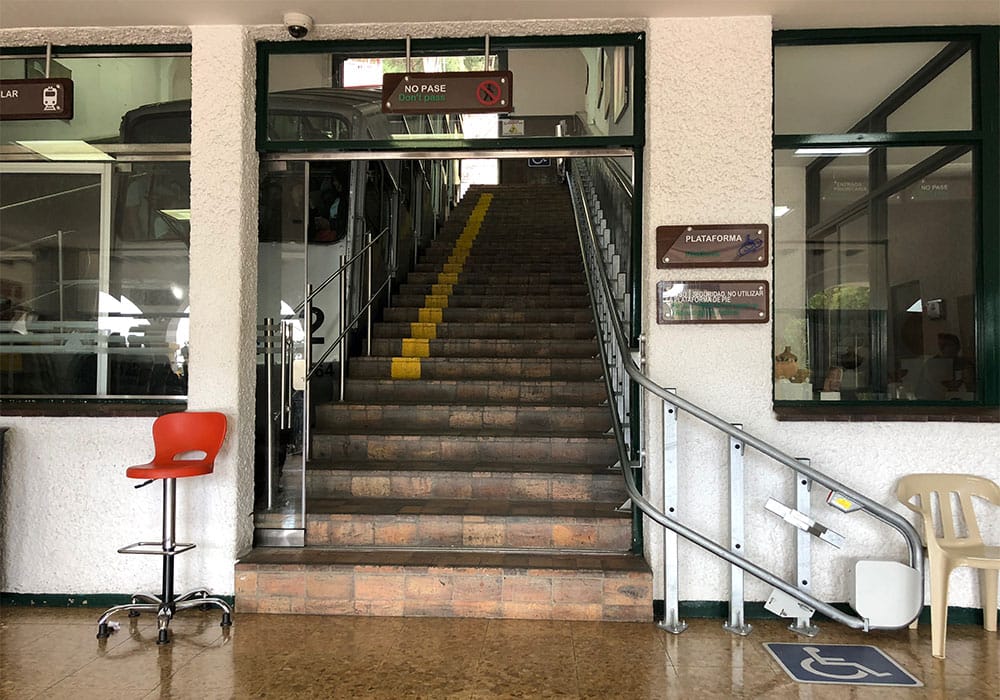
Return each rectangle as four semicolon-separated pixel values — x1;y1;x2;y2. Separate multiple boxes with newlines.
184;25;258;593
642;16;773;602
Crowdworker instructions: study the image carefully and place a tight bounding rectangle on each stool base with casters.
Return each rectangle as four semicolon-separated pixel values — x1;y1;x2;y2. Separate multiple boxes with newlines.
96;412;232;645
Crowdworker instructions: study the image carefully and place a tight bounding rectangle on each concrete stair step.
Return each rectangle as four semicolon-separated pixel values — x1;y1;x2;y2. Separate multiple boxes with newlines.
372;322;595;340
304;460;624;502
412;261;582;274
397;282;588;297
301;497;630;551
235;548;652;621
342;378;608;405
368;338;597;358
404;271;584;285
309;431;618;465
381;307;594;324
392;294;591;309
314;403;612;433
347;356;603;381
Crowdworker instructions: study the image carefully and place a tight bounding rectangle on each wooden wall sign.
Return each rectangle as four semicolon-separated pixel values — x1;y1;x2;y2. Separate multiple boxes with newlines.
656;224;768;268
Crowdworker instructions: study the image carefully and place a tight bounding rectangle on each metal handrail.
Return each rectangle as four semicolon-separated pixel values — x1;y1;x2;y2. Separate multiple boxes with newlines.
307;275;392;379
567;160;925;631
293;226;389;313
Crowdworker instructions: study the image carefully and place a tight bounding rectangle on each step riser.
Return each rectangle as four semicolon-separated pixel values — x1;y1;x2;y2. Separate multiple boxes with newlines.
381;308;594;323
304;513;630;550
315;405;612;433
372;324;595;340
413;263;582;273
368;339;596;359
235;564;652;622
310;435;619;465
405;272;584;285
306;470;624;503
342;380;607;405
348;358;602;381
392;295;591;309
397;284;589;296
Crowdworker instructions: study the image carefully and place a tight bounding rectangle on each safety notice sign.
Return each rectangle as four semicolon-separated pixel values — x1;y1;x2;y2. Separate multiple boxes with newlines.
383;71;513;114
764;643;922;687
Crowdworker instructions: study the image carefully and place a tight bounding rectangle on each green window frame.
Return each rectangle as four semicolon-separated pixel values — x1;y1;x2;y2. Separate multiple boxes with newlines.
773;26;1000;413
255;33;646;155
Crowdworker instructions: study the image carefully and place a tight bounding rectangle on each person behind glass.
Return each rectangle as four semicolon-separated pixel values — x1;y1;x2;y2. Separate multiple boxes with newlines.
312;177;346;243
917;332;975;399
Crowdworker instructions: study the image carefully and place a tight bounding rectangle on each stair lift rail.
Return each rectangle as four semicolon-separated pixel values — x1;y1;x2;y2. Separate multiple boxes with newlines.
566;158;925;632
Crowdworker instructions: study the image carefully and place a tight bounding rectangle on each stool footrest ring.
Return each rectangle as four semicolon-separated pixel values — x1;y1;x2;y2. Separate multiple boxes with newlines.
118;541;196;556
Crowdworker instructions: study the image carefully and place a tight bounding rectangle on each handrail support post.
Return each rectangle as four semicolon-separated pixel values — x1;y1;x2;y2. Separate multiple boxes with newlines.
724;426;752;636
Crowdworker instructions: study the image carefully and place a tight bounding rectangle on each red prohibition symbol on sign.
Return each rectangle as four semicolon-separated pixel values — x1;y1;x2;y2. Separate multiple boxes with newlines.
476;80;502;106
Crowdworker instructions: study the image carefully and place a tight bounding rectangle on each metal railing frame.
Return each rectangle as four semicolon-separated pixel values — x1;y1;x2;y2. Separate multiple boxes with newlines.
567;157;925;633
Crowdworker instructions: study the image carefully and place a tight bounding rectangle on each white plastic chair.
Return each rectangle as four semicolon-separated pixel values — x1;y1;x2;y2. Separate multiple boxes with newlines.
896;473;1000;658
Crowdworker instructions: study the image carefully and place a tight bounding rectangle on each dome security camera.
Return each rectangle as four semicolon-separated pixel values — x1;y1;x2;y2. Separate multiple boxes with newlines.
283;12;314;39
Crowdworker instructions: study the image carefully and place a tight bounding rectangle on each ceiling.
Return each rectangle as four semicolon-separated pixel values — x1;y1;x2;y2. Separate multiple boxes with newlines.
2;0;998;31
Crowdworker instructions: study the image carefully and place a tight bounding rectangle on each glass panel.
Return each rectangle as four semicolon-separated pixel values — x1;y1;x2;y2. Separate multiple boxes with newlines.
0;55;192;147
256;161;308;530
264;44;634;144
0;169;102;395
887;52;972;132
775;41;972;134
1;163;192;398
107;162;191;396
774;146;976;402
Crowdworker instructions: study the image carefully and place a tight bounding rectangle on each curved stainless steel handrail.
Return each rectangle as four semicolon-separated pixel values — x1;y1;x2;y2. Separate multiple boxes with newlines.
567;161;924;631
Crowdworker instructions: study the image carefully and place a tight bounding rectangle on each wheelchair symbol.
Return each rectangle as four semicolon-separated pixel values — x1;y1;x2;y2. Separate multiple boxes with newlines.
799;646;893;680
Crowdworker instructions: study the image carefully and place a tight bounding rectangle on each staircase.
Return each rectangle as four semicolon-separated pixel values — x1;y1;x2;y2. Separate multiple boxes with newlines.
236;184;652;621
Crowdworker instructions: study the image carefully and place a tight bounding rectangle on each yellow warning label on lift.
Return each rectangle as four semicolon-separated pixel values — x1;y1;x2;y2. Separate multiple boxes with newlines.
391;357;421;379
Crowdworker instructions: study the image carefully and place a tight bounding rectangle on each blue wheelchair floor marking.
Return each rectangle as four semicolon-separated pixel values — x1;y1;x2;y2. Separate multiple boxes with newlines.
764;643;923;687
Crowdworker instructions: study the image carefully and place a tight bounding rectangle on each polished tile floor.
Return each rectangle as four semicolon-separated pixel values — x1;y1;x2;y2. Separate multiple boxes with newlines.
1;606;997;699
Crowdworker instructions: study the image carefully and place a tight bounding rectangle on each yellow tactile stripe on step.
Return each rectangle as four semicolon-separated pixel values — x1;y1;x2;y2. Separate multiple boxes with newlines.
423;294;449;308
390;193;492;380
400;338;430;357
417;307;443;324
409;322;438;339
391;357;421;379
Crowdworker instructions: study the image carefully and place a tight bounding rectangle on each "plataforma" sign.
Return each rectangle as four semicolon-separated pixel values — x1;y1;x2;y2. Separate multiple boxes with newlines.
656;224;768;268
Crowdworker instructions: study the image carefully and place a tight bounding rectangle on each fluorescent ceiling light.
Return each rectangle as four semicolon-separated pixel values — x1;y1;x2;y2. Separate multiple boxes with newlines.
160;209;191;221
774;206;792;218
16;140;114;161
794;147;873;157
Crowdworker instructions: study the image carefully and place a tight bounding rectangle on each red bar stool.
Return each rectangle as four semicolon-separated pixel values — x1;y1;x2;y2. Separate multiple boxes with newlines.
96;411;233;645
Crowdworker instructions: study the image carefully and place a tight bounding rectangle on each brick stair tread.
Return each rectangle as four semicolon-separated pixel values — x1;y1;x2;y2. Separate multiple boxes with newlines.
391;295;591;308
342;378;607;405
312;427;613;439
381;308;594;322
305;459;620;475
305;496;630;519
237;546;649;573
372;323;595;339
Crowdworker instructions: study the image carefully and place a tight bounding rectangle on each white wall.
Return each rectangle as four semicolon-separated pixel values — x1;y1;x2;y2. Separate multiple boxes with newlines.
0;25;258;597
